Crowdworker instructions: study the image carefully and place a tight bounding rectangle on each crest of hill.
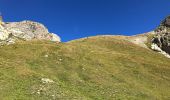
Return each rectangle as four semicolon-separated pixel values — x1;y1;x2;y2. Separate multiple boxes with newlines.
69;15;170;58
69;31;155;49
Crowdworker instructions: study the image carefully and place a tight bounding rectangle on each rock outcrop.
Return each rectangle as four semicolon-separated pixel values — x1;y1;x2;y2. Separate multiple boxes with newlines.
162;16;170;27
0;20;60;45
151;16;170;55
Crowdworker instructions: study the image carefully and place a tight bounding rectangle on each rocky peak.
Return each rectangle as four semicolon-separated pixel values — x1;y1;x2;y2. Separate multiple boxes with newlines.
0;20;60;45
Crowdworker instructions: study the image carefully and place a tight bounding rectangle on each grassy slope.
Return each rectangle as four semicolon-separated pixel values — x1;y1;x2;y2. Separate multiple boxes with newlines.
0;36;170;100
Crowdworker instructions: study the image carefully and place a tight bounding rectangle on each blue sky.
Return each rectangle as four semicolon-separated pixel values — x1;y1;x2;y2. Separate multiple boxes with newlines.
0;0;170;42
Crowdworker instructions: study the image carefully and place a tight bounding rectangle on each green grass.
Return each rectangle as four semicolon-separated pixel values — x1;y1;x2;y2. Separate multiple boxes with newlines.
0;36;170;100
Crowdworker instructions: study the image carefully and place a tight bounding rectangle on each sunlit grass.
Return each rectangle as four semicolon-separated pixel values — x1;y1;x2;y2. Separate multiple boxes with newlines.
0;37;169;99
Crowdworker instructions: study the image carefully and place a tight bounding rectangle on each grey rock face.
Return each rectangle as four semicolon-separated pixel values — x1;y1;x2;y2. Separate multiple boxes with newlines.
152;16;170;54
0;20;60;45
162;16;170;27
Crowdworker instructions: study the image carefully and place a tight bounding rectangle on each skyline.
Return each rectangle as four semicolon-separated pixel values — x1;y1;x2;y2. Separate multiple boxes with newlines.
0;0;170;42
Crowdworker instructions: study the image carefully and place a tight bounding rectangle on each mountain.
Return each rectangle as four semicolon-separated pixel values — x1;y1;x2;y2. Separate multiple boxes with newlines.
0;20;60;45
0;17;169;100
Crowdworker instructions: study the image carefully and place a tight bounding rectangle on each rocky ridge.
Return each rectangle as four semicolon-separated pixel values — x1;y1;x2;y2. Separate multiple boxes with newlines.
0;20;60;45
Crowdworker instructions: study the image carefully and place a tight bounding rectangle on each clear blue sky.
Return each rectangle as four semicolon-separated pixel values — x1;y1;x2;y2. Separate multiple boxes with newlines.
0;0;170;42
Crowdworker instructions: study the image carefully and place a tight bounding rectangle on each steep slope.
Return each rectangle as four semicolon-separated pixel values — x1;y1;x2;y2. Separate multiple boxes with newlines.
0;36;169;99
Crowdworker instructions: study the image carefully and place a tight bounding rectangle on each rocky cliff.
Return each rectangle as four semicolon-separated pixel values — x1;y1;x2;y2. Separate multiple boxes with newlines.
124;16;170;58
0;20;60;45
151;16;170;56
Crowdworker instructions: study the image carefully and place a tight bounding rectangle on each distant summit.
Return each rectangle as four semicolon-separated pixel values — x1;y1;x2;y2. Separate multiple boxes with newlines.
0;20;60;45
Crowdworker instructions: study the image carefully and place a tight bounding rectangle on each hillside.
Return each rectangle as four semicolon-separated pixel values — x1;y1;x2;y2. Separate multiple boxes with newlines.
0;36;170;100
0;15;170;100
